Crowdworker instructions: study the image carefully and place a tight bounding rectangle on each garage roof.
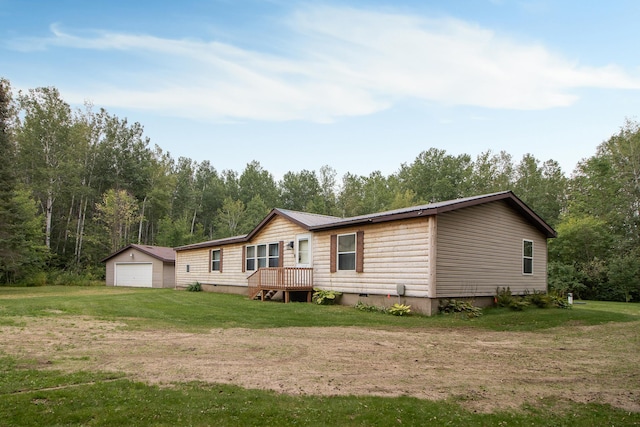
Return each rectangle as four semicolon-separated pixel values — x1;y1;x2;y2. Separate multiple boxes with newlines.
101;244;176;263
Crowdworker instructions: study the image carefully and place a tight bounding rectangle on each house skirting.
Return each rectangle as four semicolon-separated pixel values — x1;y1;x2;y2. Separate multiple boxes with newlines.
176;284;495;316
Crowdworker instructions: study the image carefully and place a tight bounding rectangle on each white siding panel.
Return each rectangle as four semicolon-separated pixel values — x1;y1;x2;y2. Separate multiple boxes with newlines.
313;217;431;297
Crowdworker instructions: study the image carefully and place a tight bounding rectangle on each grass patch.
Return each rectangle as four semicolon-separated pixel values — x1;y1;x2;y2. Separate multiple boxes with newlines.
467;301;640;331
0;355;637;427
1;286;638;332
1;287;639;425
0;356;125;396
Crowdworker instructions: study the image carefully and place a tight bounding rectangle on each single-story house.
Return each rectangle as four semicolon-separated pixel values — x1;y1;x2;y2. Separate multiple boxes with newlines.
174;191;556;315
102;244;176;288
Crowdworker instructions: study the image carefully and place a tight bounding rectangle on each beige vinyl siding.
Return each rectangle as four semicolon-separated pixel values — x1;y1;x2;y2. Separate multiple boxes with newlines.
175;216;308;287
435;200;548;297
313;217;432;297
105;250;173;288
163;263;175;288
250;217;307;268
176;242;245;287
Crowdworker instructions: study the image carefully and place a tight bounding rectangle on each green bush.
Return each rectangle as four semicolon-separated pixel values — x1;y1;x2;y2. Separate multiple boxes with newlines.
49;270;103;286
525;290;553;308
495;287;572;311
509;299;530;311
16;269;105;287
22;271;48;287
354;301;412;316
439;299;483;318
354;301;383;313
549;292;572;309
187;282;202;292
386;303;411;316
495;286;514;307
312;288;342;305
495;287;530;311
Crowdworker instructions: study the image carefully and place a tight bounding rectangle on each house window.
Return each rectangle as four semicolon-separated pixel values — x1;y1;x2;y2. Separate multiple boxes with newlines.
268;243;279;267
297;235;311;266
337;233;356;271
523;240;533;275
211;250;221;271
257;244;267;268
246;246;255;271
246;243;280;271
330;231;364;273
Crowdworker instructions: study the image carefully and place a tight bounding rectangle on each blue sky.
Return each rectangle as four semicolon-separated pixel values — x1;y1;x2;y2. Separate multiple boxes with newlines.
2;0;639;180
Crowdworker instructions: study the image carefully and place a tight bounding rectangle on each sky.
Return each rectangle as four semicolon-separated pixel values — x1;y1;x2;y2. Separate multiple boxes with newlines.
1;0;639;180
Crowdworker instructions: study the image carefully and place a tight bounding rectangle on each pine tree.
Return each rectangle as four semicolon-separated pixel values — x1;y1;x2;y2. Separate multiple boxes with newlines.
0;79;47;282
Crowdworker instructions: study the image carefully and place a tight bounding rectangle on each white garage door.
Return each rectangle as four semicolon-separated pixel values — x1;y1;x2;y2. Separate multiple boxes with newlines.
115;263;153;287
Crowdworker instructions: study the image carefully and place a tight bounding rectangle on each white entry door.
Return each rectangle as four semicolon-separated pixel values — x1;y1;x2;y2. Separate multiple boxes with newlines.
115;263;153;287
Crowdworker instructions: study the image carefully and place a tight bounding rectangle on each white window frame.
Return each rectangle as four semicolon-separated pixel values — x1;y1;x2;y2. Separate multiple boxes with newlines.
523;239;534;275
246;245;256;271
267;243;279;267
337;233;356;271
246;242;280;271
296;234;312;267
211;249;221;272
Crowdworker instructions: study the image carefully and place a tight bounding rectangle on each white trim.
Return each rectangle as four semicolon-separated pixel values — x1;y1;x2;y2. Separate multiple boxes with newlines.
296;234;312;267
337;232;357;271
211;249;221;271
522;239;534;275
245;242;280;271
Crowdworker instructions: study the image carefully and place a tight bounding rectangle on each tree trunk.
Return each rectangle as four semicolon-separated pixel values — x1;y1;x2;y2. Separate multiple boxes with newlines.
45;189;54;249
75;196;88;265
191;208;198;235
138;195;147;244
63;195;75;255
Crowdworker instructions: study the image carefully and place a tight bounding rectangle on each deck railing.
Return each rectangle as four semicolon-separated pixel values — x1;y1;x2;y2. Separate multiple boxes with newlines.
247;267;314;301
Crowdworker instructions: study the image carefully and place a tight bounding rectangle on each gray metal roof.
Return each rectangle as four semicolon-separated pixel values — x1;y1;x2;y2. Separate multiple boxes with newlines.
173;235;247;251
302;191;556;237
174;191;556;251
274;209;341;228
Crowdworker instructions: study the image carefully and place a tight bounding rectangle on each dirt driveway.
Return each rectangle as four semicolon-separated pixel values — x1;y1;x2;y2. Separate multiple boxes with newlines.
2;316;638;413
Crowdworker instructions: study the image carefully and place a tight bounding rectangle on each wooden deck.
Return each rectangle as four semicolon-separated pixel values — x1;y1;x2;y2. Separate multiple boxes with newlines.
247;267;314;303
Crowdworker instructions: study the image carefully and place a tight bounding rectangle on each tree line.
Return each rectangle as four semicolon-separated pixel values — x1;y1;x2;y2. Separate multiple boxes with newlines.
0;79;638;301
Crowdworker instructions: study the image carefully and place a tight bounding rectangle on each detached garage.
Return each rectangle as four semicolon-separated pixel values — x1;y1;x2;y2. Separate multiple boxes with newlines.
102;244;175;288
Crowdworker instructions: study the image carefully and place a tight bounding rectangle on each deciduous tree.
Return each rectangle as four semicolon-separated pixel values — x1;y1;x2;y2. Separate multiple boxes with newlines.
16;87;75;250
0;80;47;282
95;189;139;252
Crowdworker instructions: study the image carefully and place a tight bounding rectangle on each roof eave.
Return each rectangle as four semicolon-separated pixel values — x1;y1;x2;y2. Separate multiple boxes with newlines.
310;191;556;238
309;209;434;231
174;236;248;251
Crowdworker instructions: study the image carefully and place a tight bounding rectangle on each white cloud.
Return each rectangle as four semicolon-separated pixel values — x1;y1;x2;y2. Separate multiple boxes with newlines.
290;6;640;109
13;5;640;121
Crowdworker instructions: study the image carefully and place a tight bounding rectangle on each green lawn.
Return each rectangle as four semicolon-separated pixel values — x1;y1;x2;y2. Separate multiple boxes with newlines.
1;286;637;332
1;286;639;426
